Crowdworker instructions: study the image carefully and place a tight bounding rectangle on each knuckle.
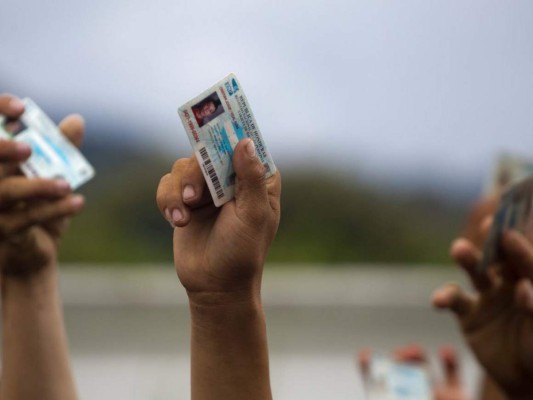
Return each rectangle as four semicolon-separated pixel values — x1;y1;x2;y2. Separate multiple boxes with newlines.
183;159;203;184
157;174;171;191
166;189;183;208
0;177;20;197
3;216;24;236
242;204;269;227
248;165;267;188
156;174;171;205
0;94;13;109
159;173;171;186
0;140;16;154
269;196;281;214
171;158;189;174
62;199;75;214
252;158;267;178
25;207;42;224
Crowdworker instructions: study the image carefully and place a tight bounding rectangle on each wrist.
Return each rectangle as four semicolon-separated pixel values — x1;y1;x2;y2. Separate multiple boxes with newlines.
0;248;57;279
187;283;272;400
1;262;58;300
189;290;264;329
187;285;261;306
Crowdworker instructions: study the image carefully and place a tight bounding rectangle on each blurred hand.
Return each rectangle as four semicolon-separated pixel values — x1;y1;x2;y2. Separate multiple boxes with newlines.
0;94;85;277
358;345;468;400
462;194;500;249
433;232;533;399
156;138;281;304
432;346;468;400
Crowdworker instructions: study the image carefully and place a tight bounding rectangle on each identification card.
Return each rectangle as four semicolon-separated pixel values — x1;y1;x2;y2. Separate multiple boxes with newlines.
0;98;95;189
485;153;533;195
363;356;432;400
178;73;276;207
479;177;533;272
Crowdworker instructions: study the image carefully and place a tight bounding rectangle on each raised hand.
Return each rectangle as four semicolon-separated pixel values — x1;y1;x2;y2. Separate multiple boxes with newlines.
433;232;533;399
0;94;85;276
156;138;280;400
157;138;281;303
358;345;468;400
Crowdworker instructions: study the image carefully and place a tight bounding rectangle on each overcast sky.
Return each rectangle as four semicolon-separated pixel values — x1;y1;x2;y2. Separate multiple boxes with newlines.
2;0;533;192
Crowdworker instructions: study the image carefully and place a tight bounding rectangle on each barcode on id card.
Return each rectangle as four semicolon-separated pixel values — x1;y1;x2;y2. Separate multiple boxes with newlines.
199;147;224;199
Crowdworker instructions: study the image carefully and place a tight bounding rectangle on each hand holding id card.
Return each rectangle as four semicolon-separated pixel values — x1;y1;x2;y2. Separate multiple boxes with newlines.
178;74;276;207
479;176;533;272
363;355;432;400
0;98;95;189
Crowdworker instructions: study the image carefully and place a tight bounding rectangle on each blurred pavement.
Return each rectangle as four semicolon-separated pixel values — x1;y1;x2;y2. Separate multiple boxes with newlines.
59;265;479;399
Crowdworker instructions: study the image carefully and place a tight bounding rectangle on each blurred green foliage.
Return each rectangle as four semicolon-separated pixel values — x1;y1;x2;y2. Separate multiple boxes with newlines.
59;152;467;265
271;173;464;264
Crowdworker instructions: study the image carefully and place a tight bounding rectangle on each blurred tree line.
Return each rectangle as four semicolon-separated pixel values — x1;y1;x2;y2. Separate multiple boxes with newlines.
59;143;468;265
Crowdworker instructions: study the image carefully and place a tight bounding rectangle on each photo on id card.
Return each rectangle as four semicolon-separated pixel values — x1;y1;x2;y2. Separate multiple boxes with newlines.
191;92;225;128
0;117;30;137
0;99;95;189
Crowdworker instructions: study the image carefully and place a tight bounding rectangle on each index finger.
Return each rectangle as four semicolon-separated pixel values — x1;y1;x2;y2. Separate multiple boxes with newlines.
181;155;210;208
0;140;32;164
357;349;371;377
501;230;533;281
0;94;25;118
439;346;461;387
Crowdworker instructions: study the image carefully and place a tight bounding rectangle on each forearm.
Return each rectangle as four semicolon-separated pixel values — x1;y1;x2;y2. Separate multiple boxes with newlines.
0;265;77;400
189;291;272;400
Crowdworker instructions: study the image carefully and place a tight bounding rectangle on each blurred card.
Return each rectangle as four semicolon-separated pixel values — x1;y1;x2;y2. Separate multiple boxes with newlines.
363;355;431;400
0;98;94;189
484;153;533;195
178;73;276;207
479;177;533;272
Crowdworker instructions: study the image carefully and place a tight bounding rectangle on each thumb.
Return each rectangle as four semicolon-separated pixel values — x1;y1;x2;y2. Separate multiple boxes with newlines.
59;114;85;148
232;138;268;221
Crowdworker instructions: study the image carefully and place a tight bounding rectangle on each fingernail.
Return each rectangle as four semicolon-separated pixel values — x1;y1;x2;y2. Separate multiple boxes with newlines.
55;179;71;191
70;194;85;208
165;209;175;228
183;185;195;201
172;208;183;223
8;98;24;113
246;139;256;158
15;141;31;156
72;113;85;126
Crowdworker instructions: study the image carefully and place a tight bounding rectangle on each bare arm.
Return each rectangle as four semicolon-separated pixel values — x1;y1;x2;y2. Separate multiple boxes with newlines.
0;94;86;400
157;139;280;400
1;267;77;400
433;232;533;400
189;295;272;400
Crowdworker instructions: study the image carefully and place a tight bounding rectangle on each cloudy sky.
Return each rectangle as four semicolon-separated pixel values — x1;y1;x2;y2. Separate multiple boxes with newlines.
2;0;533;192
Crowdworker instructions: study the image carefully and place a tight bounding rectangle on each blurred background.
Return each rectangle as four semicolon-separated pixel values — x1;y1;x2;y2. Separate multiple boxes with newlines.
1;0;533;398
